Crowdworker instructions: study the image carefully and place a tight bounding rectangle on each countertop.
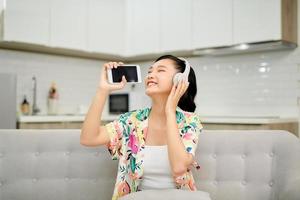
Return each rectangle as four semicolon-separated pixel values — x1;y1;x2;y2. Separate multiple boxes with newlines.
18;114;119;123
18;114;298;124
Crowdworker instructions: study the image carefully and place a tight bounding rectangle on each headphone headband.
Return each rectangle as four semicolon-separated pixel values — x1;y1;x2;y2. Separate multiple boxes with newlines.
178;57;191;77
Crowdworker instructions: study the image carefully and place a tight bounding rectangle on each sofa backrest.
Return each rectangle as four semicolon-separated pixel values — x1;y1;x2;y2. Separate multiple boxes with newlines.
0;129;117;200
193;130;300;200
0;129;299;200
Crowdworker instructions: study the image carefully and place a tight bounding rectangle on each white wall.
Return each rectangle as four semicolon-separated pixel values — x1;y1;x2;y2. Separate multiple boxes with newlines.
0;49;150;116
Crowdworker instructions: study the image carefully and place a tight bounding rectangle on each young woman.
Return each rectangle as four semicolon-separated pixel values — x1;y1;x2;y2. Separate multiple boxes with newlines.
80;55;207;200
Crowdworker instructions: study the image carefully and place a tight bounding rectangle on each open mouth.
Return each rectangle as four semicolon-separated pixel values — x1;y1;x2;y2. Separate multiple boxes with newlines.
147;81;158;87
147;82;157;87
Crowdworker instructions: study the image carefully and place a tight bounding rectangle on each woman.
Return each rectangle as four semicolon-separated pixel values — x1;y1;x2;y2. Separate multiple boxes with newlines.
80;55;208;200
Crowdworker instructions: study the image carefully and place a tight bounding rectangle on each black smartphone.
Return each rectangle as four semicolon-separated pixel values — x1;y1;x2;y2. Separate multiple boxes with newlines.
107;65;142;84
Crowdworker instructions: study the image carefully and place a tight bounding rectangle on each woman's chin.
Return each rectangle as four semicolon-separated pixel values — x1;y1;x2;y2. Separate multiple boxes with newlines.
145;87;159;96
145;87;168;97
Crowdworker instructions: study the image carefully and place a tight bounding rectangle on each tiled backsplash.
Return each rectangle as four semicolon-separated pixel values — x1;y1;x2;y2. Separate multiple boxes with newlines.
137;50;299;118
189;50;299;117
0;48;299;118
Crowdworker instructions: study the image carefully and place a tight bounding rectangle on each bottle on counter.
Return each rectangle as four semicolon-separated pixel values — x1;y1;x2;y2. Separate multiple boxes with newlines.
20;95;30;115
47;81;59;115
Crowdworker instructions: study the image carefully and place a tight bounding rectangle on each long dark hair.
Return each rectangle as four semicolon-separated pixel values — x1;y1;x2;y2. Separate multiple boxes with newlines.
154;55;197;112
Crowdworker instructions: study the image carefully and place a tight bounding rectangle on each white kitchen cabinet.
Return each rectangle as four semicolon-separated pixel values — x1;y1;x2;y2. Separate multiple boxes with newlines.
0;0;3;11
0;0;297;59
192;0;233;49
233;0;281;44
160;0;192;52
3;0;50;45
0;0;4;39
125;0;160;56
50;0;87;50
87;0;125;55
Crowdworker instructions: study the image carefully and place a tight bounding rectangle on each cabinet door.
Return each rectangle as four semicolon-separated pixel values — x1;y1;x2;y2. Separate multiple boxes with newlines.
160;0;192;52
87;0;125;55
3;0;50;45
0;0;4;39
50;0;87;50
0;0;3;11
192;0;233;49
233;0;281;44
126;0;160;56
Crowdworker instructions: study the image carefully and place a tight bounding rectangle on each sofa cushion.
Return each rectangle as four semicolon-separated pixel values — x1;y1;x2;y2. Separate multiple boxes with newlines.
119;189;211;200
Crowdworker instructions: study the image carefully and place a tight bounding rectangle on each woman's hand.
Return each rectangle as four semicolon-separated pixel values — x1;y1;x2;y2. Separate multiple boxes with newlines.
98;62;127;92
165;78;190;115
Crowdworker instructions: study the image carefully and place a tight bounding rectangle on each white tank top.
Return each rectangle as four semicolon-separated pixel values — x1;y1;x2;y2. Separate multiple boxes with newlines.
139;145;176;190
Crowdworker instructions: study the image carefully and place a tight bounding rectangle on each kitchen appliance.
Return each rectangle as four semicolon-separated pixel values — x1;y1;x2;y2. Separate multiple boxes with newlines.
0;73;17;128
109;93;129;114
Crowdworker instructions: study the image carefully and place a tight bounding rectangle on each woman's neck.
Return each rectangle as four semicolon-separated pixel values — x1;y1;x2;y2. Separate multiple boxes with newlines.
149;97;168;124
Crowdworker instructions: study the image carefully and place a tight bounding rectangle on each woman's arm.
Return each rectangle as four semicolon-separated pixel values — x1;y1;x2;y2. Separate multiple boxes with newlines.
80;88;110;145
166;111;193;177
164;78;192;177
80;62;126;146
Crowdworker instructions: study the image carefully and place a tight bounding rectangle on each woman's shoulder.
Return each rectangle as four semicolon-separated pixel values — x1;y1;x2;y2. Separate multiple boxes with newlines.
176;107;200;119
176;107;202;127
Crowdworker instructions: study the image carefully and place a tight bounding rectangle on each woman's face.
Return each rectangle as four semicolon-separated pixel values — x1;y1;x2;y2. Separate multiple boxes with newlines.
144;59;179;97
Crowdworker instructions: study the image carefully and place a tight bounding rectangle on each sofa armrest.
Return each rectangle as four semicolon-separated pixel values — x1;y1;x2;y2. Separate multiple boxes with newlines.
279;177;300;200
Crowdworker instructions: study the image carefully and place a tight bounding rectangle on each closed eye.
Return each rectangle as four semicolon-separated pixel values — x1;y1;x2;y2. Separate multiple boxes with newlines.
147;69;165;73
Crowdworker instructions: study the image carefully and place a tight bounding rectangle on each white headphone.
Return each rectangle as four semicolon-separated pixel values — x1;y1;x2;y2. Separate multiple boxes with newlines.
173;57;191;86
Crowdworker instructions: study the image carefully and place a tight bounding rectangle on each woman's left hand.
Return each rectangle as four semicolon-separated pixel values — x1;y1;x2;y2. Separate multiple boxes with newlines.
165;78;190;115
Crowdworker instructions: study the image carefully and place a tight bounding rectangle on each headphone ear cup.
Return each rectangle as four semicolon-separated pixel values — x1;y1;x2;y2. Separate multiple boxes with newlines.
173;73;183;86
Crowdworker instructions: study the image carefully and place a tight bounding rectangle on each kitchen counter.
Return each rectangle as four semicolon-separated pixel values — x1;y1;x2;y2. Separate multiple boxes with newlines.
17;114;119;123
18;114;298;124
199;116;297;124
17;114;298;136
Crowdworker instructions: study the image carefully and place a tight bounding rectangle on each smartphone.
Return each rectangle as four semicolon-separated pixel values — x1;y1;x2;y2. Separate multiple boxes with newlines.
107;65;142;84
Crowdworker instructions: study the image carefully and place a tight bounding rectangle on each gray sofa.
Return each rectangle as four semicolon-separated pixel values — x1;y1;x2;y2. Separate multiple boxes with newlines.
0;129;299;200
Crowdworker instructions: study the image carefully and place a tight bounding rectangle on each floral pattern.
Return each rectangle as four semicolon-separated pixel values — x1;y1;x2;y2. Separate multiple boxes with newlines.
105;106;203;200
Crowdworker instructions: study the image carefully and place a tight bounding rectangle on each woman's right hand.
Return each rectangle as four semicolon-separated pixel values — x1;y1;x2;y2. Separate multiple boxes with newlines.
98;61;127;92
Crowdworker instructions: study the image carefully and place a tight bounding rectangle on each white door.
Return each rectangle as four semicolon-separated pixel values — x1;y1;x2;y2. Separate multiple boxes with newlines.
125;0;160;56
192;0;233;49
160;0;192;52
50;0;87;50
87;0;125;55
4;0;50;45
233;0;281;44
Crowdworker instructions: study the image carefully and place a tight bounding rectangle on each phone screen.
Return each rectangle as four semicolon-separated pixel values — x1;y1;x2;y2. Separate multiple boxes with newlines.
112;66;138;82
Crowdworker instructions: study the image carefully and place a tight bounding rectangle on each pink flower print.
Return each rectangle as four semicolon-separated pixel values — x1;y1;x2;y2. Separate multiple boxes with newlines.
185;113;192;117
117;181;131;196
111;135;119;146
129;134;139;154
129;171;139;180
188;179;197;191
183;133;193;140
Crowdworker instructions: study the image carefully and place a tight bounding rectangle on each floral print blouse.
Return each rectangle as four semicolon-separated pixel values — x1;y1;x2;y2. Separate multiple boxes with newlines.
105;106;203;200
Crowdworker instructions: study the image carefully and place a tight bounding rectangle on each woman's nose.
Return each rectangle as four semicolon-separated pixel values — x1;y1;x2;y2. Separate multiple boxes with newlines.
146;73;154;79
